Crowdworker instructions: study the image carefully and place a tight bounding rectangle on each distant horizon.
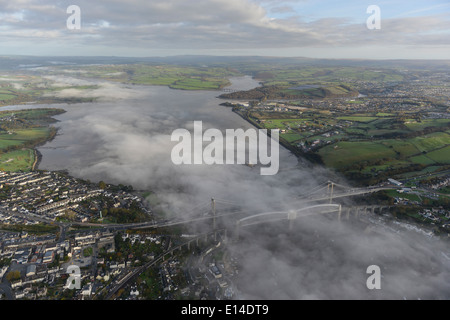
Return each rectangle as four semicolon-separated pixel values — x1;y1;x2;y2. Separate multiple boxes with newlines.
2;53;450;62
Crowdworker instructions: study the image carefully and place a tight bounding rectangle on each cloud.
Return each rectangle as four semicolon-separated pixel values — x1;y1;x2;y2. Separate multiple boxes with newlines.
0;0;449;56
37;78;331;216
231;213;450;299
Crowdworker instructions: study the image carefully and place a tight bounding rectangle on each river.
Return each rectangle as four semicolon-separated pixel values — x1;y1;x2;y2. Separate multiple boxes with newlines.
30;76;332;214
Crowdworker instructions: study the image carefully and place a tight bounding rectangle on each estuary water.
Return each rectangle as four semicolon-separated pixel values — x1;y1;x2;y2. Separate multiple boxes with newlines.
32;76;332;214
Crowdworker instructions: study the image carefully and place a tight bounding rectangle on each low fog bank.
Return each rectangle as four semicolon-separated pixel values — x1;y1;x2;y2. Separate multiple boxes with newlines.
231;214;450;300
35;76;450;300
38;77;333;215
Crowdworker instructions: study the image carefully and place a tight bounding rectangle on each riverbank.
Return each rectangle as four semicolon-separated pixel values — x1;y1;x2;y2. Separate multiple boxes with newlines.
0;108;65;172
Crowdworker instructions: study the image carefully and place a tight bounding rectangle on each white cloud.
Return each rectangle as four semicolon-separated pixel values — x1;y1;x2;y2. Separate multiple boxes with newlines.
0;0;449;57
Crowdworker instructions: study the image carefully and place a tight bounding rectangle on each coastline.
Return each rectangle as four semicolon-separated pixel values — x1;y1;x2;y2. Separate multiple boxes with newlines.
31;125;60;172
230;106;323;167
32;148;42;171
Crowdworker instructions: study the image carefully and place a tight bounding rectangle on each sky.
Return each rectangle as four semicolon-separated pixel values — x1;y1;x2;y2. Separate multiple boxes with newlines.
0;0;449;59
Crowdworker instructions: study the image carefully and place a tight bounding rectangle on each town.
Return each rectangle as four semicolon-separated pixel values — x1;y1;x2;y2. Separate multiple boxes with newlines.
0;169;241;300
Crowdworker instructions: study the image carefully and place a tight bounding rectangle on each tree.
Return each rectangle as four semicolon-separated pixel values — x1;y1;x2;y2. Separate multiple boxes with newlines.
99;181;107;190
6;270;21;282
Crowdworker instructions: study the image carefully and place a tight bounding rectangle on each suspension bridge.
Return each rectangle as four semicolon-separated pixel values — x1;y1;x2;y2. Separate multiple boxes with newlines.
65;180;397;234
97;180;397;299
126;180;398;239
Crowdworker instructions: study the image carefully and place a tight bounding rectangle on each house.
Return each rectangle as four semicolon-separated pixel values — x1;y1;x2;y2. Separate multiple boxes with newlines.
130;286;139;297
26;264;36;277
388;178;402;186
82;283;92;296
43;250;54;264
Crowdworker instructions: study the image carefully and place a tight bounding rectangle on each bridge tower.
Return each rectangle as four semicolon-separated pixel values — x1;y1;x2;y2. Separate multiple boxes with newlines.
288;210;297;231
328;181;335;204
211;198;216;230
234;220;241;241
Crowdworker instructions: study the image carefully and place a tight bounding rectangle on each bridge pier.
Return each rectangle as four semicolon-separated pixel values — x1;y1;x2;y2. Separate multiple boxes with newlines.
234;221;241;241
212;198;216;231
222;229;228;243
288;211;297;231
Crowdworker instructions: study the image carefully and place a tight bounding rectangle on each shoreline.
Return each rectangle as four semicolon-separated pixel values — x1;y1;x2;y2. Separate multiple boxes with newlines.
230;106;323;168
32;148;42;171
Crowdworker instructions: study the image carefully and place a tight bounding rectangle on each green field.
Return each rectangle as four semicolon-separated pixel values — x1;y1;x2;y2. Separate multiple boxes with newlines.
0;128;50;148
319;132;449;169
409;154;436;165
280;133;305;143
259;66;404;86
337;116;379;123
64;64;239;91
426;146;450;164
0;108;63;172
319;141;397;169
410;132;450;152
0;93;17;101
0;149;34;172
260;119;311;130
404;119;450;131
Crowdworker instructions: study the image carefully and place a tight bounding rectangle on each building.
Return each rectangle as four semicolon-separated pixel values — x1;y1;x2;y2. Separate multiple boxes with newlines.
43;251;54;264
26;264;36;277
82;283;92;297
388;178;402;186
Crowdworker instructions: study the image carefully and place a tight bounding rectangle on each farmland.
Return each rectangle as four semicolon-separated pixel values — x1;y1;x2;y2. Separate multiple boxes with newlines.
0;108;65;172
236;104;450;186
0;74;98;107
52;64;240;91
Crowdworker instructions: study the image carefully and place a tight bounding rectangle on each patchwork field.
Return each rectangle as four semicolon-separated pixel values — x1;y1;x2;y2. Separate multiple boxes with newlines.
0;108;64;172
57;64;240;91
0;149;35;172
244;107;450;184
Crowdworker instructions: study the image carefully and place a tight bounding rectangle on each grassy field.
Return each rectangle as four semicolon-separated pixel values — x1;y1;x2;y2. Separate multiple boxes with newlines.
319;133;449;168
280;133;305;143
404;119;450;131
0;73;103;106
426;146;450;164
319;141;397;169
410;132;450;152
0;92;17;101
0;149;34;172
337;116;379;123
259;66;404;86
0;108;63;172
0;128;50;150
245;104;450;184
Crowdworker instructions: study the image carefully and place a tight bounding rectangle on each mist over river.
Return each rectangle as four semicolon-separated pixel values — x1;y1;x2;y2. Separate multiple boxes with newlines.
6;75;449;299
35;76;331;213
